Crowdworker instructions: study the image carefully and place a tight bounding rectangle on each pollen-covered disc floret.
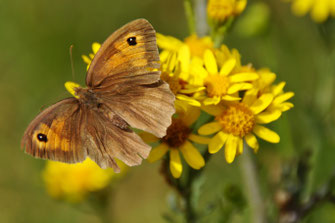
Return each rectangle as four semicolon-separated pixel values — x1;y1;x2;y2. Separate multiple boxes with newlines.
162;119;191;148
141;106;210;179
205;75;230;97
216;103;255;137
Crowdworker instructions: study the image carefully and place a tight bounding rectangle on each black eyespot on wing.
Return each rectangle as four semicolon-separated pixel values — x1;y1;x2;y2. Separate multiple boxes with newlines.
37;133;48;142
127;37;137;46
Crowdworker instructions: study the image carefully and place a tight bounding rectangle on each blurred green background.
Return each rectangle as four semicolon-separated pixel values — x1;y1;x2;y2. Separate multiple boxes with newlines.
1;0;335;222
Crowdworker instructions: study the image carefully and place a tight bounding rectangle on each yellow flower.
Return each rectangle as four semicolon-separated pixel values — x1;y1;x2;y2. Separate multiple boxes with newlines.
159;41;205;110
207;0;247;22
198;85;292;163
190;49;259;106
82;42;101;70
157;33;214;59
42;158;127;203
142;106;210;178
249;69;295;115
284;0;335;23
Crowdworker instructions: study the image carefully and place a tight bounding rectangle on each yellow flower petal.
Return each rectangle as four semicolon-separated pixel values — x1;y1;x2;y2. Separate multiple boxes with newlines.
204;49;218;75
291;0;313;16
169;149;182;178
245;133;259;152
278;102;294;112
219;58;236;76
331;0;335;16
272;92;295;105
221;95;241;101
253;125;280;143
229;72;259;83
180;141;205;169
235;0;247;14
198;121;223;135
81;55;91;65
178;45;191;72
225;135;238;163
236;138;243;155
311;0;329;22
258;70;276;88
189;134;211;145
181;107;201;126
176;94;202;107
203;96;221;105
272;82;286;96
65;81;80;99
92;42;101;54
179;86;206;94
250;93;273;115
209;131;228;154
167;52;178;71
201;104;224;116
255;109;282;124
242;89;258;106
147;143;169;162
139;132;159;144
227;83;253;94
156;33;183;51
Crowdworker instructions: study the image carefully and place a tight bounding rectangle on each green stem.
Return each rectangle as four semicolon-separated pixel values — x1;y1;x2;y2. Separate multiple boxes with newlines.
213;17;234;48
162;151;212;223
87;188;114;223
184;0;196;35
239;144;266;223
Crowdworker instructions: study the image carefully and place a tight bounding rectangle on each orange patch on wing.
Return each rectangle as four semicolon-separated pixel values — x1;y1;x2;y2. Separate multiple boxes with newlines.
33;118;71;152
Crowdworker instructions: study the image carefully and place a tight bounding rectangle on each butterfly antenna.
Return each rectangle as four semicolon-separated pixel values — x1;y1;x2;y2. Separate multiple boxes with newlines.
69;44;76;81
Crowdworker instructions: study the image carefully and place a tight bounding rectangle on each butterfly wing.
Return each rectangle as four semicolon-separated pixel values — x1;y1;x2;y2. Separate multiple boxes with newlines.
83;109;151;172
94;80;175;138
86;19;175;138
86;19;160;87
21;98;87;163
21;97;150;172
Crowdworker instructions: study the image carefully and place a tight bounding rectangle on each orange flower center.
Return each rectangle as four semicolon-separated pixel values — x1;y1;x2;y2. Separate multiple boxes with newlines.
204;75;230;97
216;103;255;137
162;118;191;148
160;71;183;95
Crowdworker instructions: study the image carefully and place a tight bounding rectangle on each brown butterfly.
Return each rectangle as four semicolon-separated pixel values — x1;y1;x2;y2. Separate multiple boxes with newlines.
21;19;175;172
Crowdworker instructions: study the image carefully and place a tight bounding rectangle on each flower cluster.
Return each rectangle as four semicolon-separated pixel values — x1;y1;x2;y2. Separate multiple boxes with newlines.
207;0;247;22
145;33;294;177
43;158;127;202
284;0;335;23
55;29;292;181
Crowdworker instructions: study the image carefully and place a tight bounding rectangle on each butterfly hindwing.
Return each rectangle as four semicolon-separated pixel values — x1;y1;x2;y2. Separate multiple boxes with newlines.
83;110;151;172
21;98;86;163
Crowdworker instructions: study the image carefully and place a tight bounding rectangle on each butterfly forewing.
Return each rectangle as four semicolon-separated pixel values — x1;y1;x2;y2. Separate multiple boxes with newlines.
87;19;175;138
86;19;161;87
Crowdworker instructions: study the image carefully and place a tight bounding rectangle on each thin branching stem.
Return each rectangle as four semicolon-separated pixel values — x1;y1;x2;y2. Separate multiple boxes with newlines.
184;0;196;35
240;144;266;223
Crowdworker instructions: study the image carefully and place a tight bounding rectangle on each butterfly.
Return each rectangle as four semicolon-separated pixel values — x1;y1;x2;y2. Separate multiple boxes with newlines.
21;19;175;172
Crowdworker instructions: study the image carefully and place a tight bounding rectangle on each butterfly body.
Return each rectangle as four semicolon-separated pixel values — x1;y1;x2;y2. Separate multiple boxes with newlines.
22;19;175;172
75;87;102;109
